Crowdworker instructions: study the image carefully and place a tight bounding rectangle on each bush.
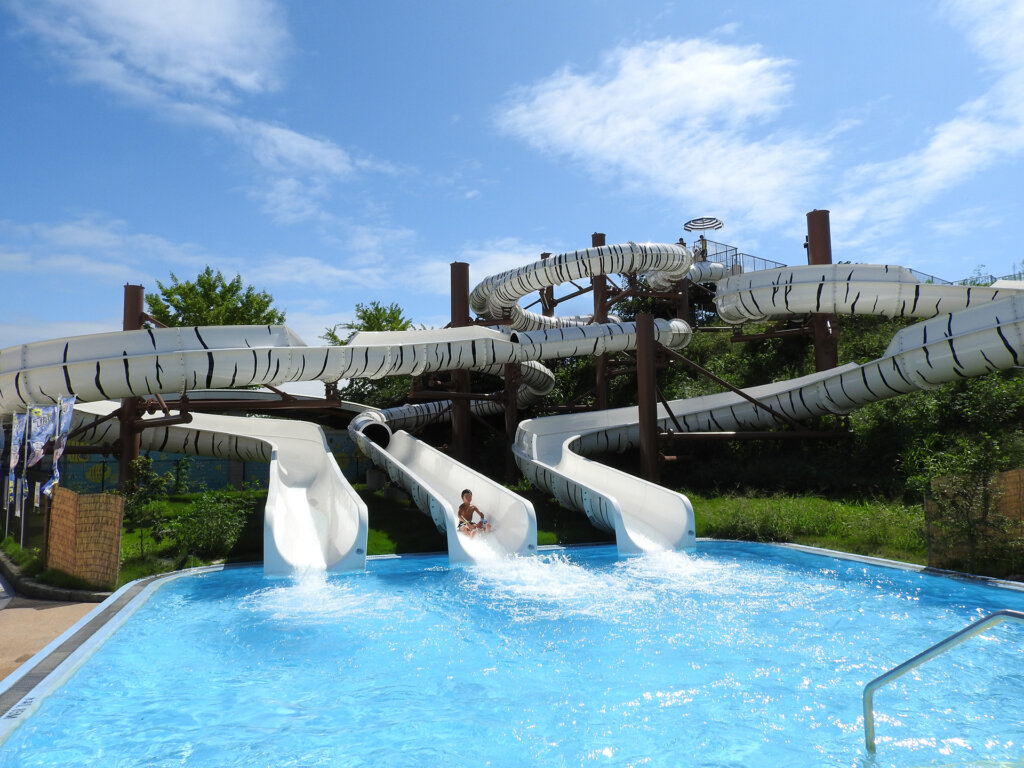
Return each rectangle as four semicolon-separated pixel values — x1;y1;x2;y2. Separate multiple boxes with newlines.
1;536;43;577
170;490;251;558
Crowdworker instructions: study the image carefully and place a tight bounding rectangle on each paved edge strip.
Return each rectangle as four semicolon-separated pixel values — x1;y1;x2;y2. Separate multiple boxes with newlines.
0;574;160;722
0;564;237;745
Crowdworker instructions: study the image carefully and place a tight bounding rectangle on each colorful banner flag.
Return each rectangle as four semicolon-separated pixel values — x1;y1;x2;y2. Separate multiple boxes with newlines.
42;396;76;497
26;405;58;468
8;413;27;511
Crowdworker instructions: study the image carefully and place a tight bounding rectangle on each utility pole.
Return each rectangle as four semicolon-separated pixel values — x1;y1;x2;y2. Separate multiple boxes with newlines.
118;284;144;491
449;262;472;463
806;210;839;371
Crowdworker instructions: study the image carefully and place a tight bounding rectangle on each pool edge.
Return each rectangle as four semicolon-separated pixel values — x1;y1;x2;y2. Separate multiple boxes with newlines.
0;564;229;744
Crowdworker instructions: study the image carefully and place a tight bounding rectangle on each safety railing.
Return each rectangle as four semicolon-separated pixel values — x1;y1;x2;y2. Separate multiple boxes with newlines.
863;608;1024;753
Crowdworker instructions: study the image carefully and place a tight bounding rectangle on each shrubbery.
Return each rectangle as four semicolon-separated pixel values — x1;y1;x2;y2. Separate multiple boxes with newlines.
169;491;251;558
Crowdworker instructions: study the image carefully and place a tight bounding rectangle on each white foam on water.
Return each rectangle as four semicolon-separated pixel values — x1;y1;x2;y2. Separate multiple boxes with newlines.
240;569;396;623
466;551;644;620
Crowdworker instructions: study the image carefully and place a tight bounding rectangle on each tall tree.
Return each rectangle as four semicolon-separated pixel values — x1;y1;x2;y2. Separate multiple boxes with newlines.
146;267;285;327
323;301;419;408
322;301;414;345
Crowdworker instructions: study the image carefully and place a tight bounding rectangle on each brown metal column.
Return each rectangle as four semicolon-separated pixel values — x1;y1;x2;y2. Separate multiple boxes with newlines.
450;262;472;464
636;312;659;482
806;210;839;371
540;252;555;318
503;362;521;482
674;237;693;324
118;284;144;490
591;232;609;410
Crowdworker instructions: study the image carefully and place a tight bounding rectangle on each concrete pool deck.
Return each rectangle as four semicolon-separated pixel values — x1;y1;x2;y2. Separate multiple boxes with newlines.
0;598;94;683
0;555;109;684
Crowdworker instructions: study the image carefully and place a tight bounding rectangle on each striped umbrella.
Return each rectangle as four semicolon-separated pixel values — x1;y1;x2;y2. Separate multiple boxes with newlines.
683;216;724;232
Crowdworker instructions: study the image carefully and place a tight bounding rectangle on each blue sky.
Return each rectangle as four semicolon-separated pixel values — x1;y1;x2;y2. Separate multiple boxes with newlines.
2;0;1023;357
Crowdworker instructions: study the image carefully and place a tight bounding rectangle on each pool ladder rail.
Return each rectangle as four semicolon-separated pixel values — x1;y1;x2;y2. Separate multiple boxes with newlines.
863;608;1024;753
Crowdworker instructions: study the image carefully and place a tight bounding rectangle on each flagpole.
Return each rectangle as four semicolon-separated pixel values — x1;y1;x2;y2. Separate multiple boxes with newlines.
3;414;10;540
20;406;31;548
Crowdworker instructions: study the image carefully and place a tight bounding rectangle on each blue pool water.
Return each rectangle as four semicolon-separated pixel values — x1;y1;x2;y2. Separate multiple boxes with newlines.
1;542;1023;767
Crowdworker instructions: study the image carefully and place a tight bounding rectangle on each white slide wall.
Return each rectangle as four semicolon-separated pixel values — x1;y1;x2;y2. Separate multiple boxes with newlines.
354;430;537;564
509;265;1024;555
9;247;1024;572
72;401;368;574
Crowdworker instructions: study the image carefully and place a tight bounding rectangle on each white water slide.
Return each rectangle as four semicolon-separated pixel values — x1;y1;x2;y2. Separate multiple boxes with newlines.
509;264;1024;552
0;243;694;571
4;252;1024;572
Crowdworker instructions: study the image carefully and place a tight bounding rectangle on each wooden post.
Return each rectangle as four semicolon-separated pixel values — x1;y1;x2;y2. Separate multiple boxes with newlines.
636;312;659;482
450;262;472;464
504;362;521;482
806;210;839;371
591;232;609;411
540;252;554;317
118;284;144;491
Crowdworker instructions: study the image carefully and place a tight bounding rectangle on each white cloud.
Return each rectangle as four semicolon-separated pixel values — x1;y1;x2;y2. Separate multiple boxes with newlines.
0;216;206;281
496;39;829;228
7;0;287;101
832;0;1024;246
6;0;375;225
240;120;352;177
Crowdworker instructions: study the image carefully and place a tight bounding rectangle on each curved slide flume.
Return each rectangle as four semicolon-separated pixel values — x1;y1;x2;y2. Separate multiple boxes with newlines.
21;249;1000;569
0;241;697;570
463;241;701;555
70;400;368;575
511;264;1024;549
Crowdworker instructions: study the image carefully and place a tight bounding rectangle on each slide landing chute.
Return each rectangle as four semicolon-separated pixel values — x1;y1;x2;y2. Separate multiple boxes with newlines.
11;244;1024;571
71;401;367;574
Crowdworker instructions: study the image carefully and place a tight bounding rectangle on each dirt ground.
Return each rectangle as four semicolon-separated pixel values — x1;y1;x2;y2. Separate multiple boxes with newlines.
0;597;94;682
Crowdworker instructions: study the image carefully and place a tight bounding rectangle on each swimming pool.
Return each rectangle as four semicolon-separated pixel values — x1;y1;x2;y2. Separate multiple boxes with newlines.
1;542;1022;767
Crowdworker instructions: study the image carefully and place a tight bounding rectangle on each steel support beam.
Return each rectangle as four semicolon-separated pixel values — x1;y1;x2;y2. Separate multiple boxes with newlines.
118;284;144;490
636;312;659;483
806;209;839;371
450;262;472;464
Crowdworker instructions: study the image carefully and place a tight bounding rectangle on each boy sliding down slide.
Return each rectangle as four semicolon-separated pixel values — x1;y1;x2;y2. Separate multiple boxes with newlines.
457;489;492;537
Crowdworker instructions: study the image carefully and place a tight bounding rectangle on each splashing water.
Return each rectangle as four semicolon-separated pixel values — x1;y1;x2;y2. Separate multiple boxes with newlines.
2;542;1024;768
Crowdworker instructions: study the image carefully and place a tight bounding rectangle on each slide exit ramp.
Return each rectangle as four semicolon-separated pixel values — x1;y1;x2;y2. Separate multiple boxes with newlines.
72;401;368;574
350;425;537;564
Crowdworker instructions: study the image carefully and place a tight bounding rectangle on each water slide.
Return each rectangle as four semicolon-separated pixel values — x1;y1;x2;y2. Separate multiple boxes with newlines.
8;249;1024;572
68;400;368;575
508;264;1024;544
0;249;695;569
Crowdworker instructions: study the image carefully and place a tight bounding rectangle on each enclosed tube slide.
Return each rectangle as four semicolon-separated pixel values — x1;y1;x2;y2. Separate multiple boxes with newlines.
15;250;1016;569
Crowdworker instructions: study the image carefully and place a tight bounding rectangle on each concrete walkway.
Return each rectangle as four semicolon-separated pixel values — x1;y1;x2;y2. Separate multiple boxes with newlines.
0;572;93;683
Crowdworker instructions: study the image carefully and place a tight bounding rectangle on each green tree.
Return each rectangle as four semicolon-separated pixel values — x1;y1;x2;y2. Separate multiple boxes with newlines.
170;489;251;558
322;301;415;345
323;301;420;408
146;267;285;327
120;456;171;558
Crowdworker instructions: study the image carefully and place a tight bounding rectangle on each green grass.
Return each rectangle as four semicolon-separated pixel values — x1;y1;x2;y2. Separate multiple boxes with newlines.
2;535;111;590
353;483;447;555
1;536;43;576
504;478;615;547
688;492;927;564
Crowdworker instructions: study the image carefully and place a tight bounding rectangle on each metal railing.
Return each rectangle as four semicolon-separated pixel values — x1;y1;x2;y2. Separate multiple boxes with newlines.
863;608;1024;753
689;240;787;274
679;238;1021;287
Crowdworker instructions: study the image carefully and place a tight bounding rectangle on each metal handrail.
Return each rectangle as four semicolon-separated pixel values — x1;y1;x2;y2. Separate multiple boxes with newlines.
863;609;1024;753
